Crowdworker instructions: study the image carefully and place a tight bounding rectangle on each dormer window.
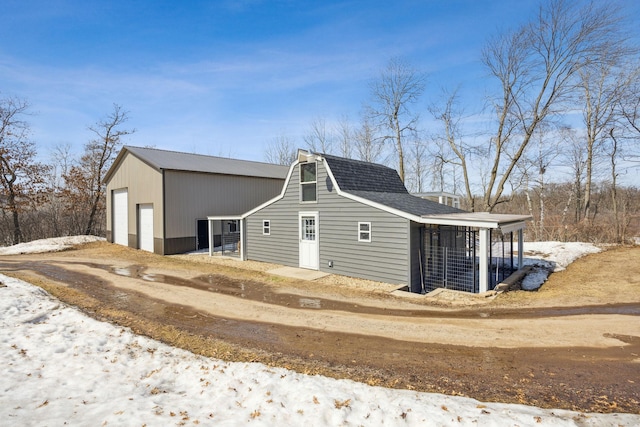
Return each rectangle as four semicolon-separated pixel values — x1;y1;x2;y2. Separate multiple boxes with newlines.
300;162;317;202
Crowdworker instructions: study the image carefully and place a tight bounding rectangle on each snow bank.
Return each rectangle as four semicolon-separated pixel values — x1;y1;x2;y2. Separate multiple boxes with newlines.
520;242;601;291
1;275;637;426
0;235;105;255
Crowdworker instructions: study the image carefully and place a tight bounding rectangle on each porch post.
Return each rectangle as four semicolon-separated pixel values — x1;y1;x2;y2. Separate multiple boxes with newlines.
517;228;524;268
479;228;489;293
208;219;213;257
240;218;245;261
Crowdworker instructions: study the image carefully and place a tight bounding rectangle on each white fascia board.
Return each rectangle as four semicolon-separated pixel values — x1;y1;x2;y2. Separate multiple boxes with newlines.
418;216;503;228
207;215;244;221
419;214;532;230
239;161;299;219
499;220;529;234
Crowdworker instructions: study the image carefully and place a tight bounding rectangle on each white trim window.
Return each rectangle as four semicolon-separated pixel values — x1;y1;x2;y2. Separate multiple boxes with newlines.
263;220;271;235
300;162;317;202
358;222;371;242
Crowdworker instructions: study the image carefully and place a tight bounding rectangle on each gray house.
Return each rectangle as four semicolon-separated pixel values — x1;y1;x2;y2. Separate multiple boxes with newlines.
210;150;531;294
104;146;288;255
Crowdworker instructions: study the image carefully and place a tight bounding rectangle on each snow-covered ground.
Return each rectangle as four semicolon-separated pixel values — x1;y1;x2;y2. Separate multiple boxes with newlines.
519;242;601;290
1;237;638;426
0;235;104;255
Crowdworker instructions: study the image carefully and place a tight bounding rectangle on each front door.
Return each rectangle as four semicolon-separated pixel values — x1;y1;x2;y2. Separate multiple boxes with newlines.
138;204;154;252
299;212;319;270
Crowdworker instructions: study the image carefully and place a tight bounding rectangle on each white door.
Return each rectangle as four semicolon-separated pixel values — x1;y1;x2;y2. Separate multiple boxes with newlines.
299;212;319;270
112;189;128;246
139;204;154;252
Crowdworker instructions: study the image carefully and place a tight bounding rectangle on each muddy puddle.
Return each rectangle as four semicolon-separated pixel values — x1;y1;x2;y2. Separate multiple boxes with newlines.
3;259;639;319
69;261;640;319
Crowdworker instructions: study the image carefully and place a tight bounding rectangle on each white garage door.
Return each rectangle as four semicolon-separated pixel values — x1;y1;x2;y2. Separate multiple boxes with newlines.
112;189;128;246
139;204;154;252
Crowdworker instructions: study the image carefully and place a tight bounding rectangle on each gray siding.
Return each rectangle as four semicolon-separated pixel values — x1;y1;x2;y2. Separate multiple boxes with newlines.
246;160;411;286
245;169;301;267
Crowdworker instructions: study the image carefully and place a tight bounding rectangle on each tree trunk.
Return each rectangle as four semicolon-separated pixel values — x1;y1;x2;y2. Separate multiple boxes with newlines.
394;116;405;182
7;188;23;244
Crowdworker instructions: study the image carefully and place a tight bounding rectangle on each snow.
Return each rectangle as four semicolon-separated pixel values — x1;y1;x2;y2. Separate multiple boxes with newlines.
1;237;638;426
519;242;602;291
0;235;105;255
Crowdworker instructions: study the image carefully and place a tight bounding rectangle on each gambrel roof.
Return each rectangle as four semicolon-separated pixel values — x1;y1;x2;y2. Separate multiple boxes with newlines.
321;153;464;216
239;150;530;232
321;154;408;193
105;146;289;183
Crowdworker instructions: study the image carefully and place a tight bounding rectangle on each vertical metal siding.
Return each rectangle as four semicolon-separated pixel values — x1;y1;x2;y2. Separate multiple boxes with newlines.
163;171;285;239
105;153;164;248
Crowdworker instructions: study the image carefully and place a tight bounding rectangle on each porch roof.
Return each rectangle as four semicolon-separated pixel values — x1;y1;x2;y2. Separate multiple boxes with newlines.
419;212;533;233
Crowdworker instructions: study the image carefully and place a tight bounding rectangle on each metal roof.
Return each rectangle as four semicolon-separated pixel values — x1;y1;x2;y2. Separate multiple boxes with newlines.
107;146;289;181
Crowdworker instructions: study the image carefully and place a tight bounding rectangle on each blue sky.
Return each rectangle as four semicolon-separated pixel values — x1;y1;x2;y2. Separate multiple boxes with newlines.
1;0;639;167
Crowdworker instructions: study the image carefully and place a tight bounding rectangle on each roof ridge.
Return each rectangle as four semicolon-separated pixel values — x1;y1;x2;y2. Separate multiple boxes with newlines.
124;145;285;167
320;152;397;171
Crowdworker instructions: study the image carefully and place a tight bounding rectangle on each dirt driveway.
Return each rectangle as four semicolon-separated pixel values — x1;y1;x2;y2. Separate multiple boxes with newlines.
1;242;639;414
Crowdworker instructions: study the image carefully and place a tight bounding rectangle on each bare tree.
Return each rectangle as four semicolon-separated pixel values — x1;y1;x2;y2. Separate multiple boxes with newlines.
264;134;297;165
619;63;640;164
405;137;427;193
304;117;333;154
467;0;626;212
353;115;383;163
367;57;425;182
0;95;48;244
578;59;634;223
63;104;134;236
45;143;75;237
519;125;560;240
429;89;476;209
335;115;353;159
558;128;587;228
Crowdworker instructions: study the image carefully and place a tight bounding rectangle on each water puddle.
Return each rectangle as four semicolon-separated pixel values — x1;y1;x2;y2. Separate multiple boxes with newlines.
2;260;639;319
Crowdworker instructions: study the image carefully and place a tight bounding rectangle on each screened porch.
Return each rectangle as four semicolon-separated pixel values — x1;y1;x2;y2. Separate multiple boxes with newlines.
416;213;530;294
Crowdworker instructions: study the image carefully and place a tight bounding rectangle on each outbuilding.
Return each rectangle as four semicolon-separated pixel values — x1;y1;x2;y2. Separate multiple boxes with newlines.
104;146;288;255
210;150;531;294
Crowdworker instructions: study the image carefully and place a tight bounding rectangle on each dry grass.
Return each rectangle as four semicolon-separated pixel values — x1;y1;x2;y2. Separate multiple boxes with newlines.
489;245;640;308
58;240;640;309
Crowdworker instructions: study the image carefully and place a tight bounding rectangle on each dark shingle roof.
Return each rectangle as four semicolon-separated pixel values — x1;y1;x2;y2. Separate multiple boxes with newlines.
349;191;464;216
123;146;289;179
321;154;408;193
320;153;465;216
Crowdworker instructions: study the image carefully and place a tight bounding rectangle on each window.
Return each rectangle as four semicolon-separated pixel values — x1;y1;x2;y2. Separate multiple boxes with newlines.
302;217;316;241
263;220;270;235
300;162;317;202
358;222;371;242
